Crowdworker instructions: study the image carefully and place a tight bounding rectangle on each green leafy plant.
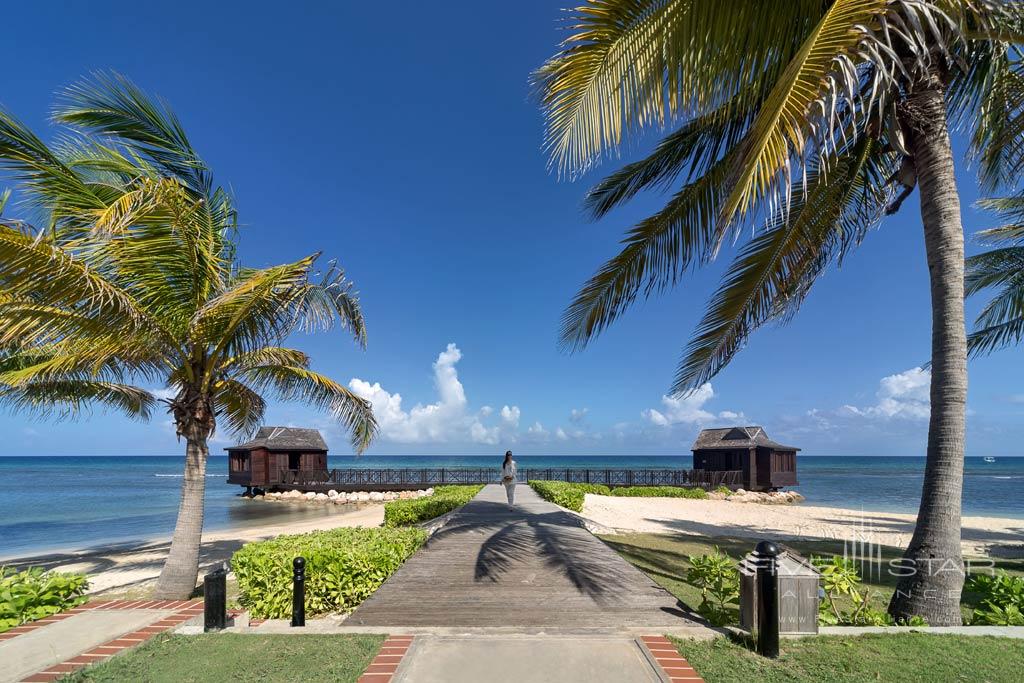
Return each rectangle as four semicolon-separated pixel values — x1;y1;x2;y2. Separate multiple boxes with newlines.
714;485;733;495
231;527;426;619
0;567;89;633
968;571;1024;625
528;481;610;512
813;556;926;626
383;485;484;527
685;548;739;626
610;486;706;499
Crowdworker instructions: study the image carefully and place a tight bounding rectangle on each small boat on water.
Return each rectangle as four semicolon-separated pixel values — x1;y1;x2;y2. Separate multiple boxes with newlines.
983;456;996;463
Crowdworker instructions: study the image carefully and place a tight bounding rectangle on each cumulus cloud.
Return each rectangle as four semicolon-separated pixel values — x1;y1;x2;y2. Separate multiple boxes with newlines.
349;343;519;445
841;367;930;420
642;383;744;427
500;405;521;428
569;408;589;424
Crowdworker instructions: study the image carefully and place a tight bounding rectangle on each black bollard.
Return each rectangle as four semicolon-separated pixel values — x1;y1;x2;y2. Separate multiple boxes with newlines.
291;556;306;627
203;564;227;632
755;540;781;658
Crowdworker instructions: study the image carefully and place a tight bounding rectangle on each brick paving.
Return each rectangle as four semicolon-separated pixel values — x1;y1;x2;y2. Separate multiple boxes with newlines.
358;636;414;683
641;635;705;682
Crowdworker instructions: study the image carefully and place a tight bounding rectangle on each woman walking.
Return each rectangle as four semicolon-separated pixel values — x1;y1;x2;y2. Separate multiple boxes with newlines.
501;450;517;509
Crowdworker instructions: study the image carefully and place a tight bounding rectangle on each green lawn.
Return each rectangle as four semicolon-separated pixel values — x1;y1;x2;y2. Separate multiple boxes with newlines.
600;532;1024;622
64;633;385;682
673;634;1024;683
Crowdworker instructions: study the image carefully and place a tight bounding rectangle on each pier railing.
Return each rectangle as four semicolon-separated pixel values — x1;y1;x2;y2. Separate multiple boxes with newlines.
274;467;741;491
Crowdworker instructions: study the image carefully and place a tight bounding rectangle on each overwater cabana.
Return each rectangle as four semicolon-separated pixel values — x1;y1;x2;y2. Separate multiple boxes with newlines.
226;426;329;494
691;426;799;492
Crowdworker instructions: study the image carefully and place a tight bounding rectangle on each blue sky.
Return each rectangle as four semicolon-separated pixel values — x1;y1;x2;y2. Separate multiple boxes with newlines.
2;2;1022;457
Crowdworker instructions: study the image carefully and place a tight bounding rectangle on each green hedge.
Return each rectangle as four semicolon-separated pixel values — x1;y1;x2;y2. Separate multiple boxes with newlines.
609;486;707;499
232;527;426;619
528;481;610;512
528;481;706;511
0;567;89;633
383;485;483;528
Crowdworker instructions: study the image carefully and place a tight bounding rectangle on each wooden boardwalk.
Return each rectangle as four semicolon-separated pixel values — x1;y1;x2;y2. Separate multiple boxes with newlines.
348;485;697;627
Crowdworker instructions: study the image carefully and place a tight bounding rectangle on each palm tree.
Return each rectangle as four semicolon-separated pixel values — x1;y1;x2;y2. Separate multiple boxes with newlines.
534;1;1022;624
966;195;1024;354
0;74;377;599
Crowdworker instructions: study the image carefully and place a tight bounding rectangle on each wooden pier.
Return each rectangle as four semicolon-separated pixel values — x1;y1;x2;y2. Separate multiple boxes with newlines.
258;467;741;492
347;484;699;627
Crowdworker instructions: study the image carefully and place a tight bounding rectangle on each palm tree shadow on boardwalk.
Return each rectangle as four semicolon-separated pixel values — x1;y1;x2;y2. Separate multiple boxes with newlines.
348;485;698;626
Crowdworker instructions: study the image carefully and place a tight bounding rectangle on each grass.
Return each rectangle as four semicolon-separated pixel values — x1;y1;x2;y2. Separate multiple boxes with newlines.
65;633;385;682
672;633;1024;682
601;532;1024;623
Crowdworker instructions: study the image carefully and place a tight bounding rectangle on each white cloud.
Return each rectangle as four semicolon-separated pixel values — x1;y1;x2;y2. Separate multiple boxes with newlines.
500;405;521;428
841;367;930;420
555;427;569;441
527;421;548;438
642;383;744;427
349;343;520;445
569;408;589;423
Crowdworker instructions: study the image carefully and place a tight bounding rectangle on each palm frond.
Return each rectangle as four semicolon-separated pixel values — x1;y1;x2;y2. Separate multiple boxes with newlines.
674;137;891;393
560;148;735;350
54;72;211;195
214;378;266;437
533;0;821;175
0;224;175;345
0;379;154;421
716;0;888;229
240;364;377;453
223;347;311;372
193;256;366;361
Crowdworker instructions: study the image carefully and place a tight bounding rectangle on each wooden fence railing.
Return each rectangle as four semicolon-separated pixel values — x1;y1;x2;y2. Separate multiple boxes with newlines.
274;467;741;490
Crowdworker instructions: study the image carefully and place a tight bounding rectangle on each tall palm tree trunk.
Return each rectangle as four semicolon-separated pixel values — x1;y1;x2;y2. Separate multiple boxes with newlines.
154;429;209;599
888;72;967;626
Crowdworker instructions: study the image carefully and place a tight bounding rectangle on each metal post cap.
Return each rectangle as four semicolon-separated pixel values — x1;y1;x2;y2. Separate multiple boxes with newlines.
293;556;306;568
755;540;781;557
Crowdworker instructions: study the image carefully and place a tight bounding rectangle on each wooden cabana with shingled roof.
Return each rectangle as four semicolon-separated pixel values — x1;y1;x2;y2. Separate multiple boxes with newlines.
226;426;329;494
691;426;799;492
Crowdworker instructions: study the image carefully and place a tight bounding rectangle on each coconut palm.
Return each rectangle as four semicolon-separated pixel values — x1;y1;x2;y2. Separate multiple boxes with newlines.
535;1;1023;624
0;74;377;599
966;195;1024;354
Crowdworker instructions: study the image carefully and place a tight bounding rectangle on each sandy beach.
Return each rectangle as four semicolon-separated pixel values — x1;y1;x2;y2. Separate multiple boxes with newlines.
582;495;1024;558
4;504;385;596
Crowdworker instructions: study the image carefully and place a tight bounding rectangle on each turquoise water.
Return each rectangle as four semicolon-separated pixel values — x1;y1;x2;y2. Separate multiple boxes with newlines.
0;455;1021;559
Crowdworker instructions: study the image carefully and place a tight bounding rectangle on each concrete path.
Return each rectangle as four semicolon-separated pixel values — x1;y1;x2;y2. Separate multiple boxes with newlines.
348;484;698;628
1;609;172;683
392;634;667;683
0;600;202;682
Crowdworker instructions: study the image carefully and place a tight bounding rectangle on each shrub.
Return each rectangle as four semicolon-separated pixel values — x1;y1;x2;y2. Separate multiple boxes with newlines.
685;549;739;626
528;481;610;512
968;571;1024;625
714;485;732;495
383;485;483;527
609;486;707;499
232;527;426;619
813;556;926;626
0;566;89;633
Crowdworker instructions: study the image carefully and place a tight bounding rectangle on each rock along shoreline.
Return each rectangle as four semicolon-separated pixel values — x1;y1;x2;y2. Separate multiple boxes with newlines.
244;488;436;505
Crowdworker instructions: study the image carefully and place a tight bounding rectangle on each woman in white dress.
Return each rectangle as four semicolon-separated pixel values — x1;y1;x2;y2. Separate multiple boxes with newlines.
501;450;517;509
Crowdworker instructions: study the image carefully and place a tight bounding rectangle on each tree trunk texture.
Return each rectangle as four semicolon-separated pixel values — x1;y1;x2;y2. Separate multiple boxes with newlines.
154;427;209;599
888;73;967;626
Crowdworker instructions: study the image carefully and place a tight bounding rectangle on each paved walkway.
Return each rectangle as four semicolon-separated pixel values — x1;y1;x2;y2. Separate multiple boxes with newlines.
0;600;203;682
349;484;697;628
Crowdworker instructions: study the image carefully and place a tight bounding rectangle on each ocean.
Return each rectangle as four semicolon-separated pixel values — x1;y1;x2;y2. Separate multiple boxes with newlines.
0;455;1021;560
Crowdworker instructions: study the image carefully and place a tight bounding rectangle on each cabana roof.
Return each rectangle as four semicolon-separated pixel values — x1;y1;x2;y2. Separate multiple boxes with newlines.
692;426;799;451
229;427;328;452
